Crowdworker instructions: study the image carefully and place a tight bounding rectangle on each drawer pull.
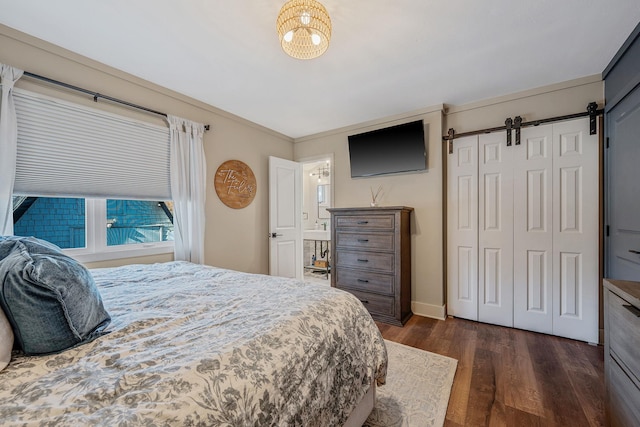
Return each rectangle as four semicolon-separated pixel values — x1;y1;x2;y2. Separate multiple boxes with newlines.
360;299;369;304
357;259;369;263
357;221;369;225
623;304;640;317
629;249;640;255
357;279;369;283
357;239;369;243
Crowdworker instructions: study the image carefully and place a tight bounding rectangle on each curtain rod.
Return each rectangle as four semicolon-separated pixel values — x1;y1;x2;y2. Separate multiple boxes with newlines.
23;71;210;131
443;102;602;152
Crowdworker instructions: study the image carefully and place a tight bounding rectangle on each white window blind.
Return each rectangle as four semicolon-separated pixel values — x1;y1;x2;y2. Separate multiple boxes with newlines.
12;89;171;200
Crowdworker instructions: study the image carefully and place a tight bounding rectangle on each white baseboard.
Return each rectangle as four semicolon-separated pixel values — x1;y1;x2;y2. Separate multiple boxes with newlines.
411;301;446;320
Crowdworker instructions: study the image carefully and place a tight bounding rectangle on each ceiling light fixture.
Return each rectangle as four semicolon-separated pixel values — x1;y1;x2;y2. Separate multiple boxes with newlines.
276;0;331;60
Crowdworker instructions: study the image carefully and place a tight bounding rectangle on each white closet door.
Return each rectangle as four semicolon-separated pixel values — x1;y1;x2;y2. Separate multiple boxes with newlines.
513;124;554;334
447;117;598;343
552;119;598;343
447;135;478;320
478;133;514;327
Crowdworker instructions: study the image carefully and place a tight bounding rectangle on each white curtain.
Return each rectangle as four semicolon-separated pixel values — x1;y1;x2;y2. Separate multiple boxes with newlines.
0;64;24;236
167;115;207;263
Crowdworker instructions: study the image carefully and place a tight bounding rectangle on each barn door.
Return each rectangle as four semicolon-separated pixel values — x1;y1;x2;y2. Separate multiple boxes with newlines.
478;132;514;327
512;124;554;334
447;135;478;320
551;119;599;343
447;117;599;343
512;119;598;342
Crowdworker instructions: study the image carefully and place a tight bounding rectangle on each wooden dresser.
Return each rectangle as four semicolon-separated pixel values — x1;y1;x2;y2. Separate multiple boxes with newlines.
329;206;413;326
604;279;640;426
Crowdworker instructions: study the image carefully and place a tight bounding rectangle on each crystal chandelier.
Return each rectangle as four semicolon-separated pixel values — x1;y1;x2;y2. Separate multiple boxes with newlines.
276;0;332;60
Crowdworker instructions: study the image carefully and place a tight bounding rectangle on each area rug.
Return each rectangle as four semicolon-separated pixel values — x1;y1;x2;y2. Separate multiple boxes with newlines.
364;340;458;427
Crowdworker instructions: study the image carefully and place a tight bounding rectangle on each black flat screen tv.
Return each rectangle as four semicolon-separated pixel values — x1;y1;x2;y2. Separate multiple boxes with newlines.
348;120;426;178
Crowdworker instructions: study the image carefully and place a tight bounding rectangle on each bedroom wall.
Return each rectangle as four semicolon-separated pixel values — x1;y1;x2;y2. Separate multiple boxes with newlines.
294;108;446;319
0;24;294;273
294;76;604;320
444;75;604;133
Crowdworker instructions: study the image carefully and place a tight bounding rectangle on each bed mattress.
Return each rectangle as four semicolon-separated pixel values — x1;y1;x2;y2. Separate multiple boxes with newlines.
0;261;387;426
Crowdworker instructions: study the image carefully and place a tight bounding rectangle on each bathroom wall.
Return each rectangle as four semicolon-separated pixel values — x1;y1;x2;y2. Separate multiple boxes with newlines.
302;159;332;277
302;159;332;231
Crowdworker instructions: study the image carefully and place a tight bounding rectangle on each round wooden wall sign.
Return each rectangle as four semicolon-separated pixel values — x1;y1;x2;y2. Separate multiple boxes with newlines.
214;160;257;209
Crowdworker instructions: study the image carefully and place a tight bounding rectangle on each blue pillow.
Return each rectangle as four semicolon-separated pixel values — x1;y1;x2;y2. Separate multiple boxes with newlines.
0;236;111;355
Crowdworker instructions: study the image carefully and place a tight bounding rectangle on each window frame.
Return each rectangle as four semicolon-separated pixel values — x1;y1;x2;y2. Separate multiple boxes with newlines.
62;198;174;263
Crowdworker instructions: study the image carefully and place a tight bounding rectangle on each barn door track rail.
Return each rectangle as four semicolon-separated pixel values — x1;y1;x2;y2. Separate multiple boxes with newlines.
445;102;602;154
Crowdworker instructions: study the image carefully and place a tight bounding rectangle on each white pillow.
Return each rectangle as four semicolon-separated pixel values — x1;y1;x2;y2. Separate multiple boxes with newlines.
0;306;13;371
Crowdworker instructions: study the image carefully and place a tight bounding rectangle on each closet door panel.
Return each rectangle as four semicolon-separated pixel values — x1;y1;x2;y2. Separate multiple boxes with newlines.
447;136;478;320
552;119;599;343
514;125;554;334
478;133;514;327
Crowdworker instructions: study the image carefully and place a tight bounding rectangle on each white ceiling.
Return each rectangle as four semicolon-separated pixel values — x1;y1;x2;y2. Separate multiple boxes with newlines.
1;1;639;139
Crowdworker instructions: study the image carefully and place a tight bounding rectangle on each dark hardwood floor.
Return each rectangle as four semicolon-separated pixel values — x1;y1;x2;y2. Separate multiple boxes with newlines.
376;315;606;427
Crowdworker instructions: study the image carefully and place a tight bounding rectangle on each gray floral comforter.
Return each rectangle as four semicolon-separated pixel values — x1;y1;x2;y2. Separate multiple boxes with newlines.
0;261;387;426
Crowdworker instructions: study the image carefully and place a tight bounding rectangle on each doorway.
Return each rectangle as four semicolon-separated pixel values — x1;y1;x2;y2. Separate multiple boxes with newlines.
301;155;333;282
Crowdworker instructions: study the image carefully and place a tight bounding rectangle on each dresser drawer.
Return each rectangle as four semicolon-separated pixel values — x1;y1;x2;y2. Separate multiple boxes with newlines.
335;214;395;230
335;269;394;295
609;354;640;427
343;289;395;317
608;291;640;382
335;250;394;273
335;231;394;251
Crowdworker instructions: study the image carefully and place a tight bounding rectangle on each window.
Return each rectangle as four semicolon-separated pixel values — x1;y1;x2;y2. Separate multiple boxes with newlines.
12;196;174;262
11;88;174;263
13;196;85;249
106;199;174;246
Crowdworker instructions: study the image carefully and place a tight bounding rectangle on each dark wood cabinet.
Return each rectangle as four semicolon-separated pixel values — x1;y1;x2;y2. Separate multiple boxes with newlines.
329;206;413;326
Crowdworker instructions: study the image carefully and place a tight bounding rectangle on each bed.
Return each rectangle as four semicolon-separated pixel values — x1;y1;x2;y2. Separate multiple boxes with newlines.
0;260;387;426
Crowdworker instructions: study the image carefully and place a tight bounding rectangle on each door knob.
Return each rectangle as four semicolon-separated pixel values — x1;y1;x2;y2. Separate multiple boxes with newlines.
270;233;283;238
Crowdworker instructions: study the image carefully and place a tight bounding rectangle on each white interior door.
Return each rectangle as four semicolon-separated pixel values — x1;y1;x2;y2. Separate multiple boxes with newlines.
513;124;554;335
478;132;514;327
269;156;302;279
447;135;478;320
552;119;599;343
